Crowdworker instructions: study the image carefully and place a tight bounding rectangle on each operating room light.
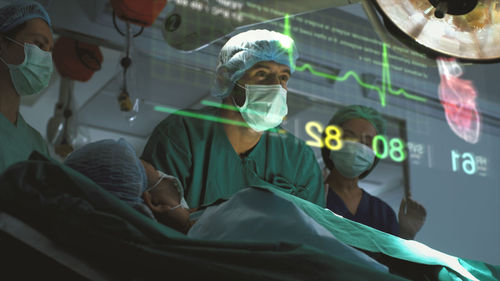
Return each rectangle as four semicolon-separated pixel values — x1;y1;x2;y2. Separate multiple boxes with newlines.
374;0;500;61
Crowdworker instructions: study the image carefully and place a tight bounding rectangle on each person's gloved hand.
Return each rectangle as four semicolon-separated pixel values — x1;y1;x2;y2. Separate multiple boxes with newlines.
398;197;427;240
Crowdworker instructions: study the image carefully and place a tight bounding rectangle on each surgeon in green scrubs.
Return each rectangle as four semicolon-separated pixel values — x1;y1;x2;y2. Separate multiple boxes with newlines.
0;2;54;173
142;29;325;209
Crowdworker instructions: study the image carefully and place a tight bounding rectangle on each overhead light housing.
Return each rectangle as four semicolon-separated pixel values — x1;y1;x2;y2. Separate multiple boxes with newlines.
373;0;500;62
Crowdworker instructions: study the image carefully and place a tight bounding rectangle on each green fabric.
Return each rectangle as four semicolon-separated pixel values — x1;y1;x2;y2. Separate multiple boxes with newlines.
456;259;500;281
0;153;408;281
259;185;499;281
142;106;325;208
1;153;498;280
0;112;49;174
438;260;500;281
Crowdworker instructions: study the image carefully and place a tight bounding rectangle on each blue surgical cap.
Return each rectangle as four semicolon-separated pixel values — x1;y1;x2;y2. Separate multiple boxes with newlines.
211;29;299;99
328;105;386;135
0;1;51;33
64;139;151;216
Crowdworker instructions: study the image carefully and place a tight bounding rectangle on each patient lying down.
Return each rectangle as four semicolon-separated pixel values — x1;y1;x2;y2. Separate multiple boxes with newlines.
63;139;491;280
63;139;388;272
64;139;194;234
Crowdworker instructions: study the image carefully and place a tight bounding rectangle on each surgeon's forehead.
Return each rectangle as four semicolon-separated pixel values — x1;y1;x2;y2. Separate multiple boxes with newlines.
342;119;377;137
250;61;290;73
16;18;53;49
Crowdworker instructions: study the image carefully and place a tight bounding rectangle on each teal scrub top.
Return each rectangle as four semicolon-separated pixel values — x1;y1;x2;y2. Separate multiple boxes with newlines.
0;112;49;174
142;106;325;208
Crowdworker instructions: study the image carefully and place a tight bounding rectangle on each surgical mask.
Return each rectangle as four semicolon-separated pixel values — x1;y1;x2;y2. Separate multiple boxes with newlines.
233;83;288;132
329;140;375;179
146;171;189;210
0;37;53;96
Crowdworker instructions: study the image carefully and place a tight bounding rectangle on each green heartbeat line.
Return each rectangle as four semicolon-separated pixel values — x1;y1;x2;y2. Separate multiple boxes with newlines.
283;13;295;70
283;14;427;107
153;105;283;133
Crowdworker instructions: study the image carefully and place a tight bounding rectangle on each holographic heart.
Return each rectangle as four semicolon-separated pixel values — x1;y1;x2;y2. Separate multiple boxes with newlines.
437;58;481;144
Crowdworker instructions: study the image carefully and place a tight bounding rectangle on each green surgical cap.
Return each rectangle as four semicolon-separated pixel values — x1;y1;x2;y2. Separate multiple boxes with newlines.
0;1;51;33
328;105;386;135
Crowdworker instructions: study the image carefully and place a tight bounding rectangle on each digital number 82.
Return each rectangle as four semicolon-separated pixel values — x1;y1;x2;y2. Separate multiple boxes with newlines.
305;121;343;150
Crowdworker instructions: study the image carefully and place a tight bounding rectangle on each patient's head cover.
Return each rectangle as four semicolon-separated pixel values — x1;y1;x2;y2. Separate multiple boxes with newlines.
64;139;154;219
211;29;299;99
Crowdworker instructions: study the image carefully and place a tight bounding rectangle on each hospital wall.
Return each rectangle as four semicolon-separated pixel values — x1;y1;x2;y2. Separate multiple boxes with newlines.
408;115;500;265
19;40;500;266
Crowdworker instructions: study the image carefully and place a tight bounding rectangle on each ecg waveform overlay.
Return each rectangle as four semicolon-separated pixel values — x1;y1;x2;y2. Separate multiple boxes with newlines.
282;14;427;107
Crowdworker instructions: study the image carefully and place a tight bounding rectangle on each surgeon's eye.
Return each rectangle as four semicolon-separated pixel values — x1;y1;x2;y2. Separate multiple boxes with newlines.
363;137;374;148
255;71;267;78
280;75;289;82
34;40;44;49
344;137;358;143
